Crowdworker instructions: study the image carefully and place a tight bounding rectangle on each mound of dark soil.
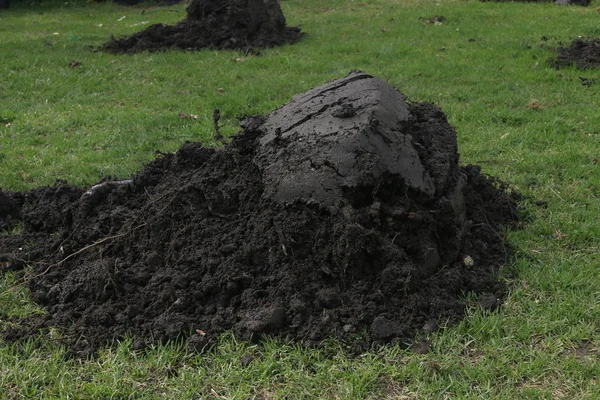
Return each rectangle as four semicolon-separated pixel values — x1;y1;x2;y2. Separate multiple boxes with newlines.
0;72;520;357
114;0;183;5
102;0;304;54
481;0;589;4
549;38;600;69
552;0;589;4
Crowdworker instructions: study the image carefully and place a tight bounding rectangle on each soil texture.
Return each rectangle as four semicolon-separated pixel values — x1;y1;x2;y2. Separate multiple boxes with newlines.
102;0;304;54
1;72;520;357
549;38;600;69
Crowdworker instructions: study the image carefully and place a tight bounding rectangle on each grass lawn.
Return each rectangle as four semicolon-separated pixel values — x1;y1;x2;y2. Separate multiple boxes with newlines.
1;0;600;398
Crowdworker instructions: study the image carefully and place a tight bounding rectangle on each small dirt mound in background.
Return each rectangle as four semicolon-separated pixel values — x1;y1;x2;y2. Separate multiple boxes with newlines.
102;0;304;54
480;0;589;5
549;38;600;69
0;72;520;357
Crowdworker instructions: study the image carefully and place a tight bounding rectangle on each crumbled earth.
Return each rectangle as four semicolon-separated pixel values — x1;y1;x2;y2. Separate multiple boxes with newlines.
102;0;304;54
549;38;600;69
0;72;520;357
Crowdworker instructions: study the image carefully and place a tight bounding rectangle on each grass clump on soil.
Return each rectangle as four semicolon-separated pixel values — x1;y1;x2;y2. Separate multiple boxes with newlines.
1;0;600;398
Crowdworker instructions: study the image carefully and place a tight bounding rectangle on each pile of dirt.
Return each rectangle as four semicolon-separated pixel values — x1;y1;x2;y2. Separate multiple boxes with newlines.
549;38;600;69
114;0;183;5
480;0;589;4
102;0;304;54
0;72;520;357
552;0;589;4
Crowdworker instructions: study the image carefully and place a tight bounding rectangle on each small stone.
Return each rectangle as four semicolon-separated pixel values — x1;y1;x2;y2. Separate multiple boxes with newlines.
463;255;474;268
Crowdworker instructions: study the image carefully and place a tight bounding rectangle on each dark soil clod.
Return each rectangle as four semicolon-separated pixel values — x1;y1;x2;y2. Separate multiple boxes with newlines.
102;0;304;54
0;72;520;357
579;76;596;87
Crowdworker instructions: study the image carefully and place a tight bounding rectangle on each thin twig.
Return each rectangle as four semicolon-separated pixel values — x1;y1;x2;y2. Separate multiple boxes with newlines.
0;223;146;298
31;223;146;280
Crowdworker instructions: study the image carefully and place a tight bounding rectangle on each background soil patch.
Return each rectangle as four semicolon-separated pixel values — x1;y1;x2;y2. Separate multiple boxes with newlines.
1;72;520;357
480;0;589;5
549;38;600;69
102;0;304;54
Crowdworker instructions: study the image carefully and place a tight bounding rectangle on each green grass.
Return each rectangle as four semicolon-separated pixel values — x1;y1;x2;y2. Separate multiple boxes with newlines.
2;0;600;398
